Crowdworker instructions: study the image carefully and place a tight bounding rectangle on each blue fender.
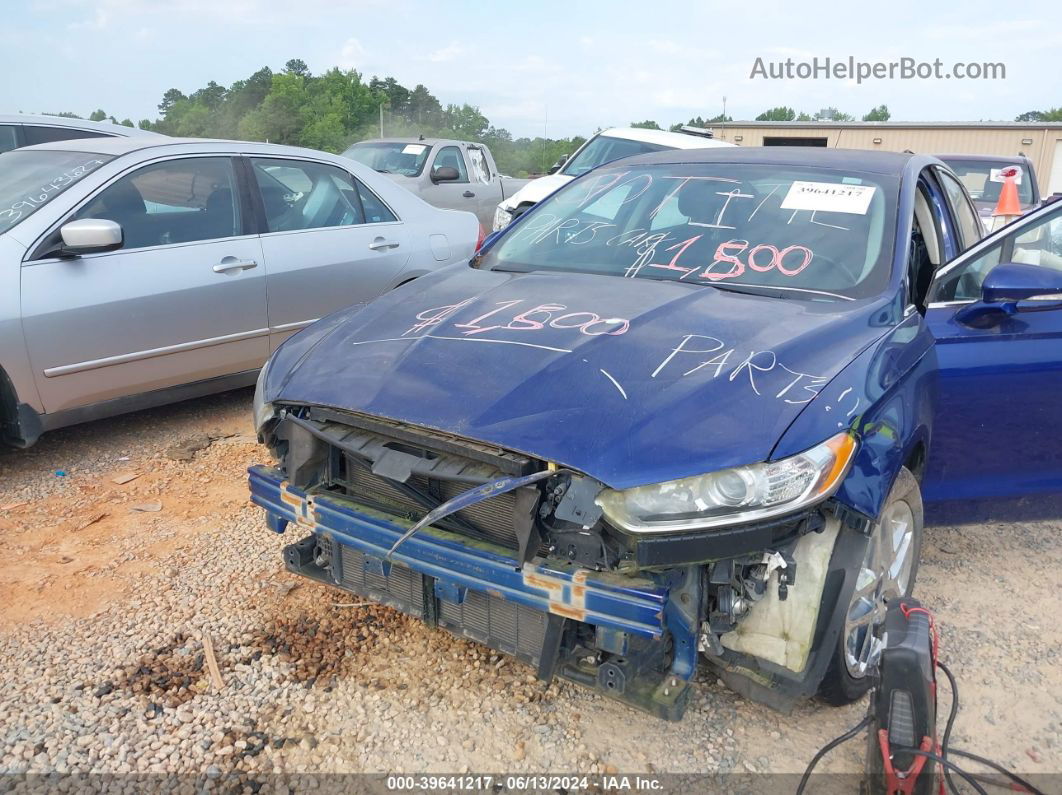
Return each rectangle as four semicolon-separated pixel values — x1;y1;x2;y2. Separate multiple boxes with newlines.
771;308;937;521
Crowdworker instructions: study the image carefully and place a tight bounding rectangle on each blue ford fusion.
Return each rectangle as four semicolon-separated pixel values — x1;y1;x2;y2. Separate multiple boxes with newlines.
249;148;1062;719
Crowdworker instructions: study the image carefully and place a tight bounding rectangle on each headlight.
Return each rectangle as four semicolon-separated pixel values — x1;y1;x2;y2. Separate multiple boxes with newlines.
596;432;857;533
492;205;513;231
252;364;275;433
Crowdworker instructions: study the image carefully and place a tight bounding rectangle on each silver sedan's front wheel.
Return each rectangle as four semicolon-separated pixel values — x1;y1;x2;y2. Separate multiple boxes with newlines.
821;467;923;705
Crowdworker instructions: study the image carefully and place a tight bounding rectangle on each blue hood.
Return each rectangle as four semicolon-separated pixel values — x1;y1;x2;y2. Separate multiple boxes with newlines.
266;265;892;489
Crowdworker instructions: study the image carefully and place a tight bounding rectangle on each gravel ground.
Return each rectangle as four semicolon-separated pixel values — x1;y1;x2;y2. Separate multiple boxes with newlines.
0;390;1059;792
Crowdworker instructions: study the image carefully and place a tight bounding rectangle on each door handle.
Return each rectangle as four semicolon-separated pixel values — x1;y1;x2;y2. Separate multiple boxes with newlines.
212;258;258;274
368;238;401;251
462;191;476;198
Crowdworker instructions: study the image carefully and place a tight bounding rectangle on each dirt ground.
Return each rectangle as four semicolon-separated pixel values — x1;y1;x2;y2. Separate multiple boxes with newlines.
0;389;1059;790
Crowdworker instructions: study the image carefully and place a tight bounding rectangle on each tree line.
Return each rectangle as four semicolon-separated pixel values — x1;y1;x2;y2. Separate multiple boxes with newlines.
50;59;1062;176
97;59;582;177
633;104;893;127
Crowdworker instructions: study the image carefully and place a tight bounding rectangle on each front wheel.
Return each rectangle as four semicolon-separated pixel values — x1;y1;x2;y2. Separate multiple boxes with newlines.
820;467;923;705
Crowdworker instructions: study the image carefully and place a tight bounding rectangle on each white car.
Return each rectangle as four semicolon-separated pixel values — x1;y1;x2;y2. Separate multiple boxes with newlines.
0;136;478;447
492;127;735;230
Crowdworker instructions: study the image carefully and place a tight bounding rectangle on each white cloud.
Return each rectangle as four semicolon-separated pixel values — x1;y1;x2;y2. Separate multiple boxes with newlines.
924;19;1038;40
427;42;465;63
646;38;721;61
512;55;547;72
67;6;110;30
337;37;366;70
763;46;818;60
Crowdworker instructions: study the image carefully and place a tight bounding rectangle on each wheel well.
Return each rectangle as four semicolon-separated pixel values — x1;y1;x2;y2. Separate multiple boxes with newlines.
0;367;20;444
0;366;42;448
903;441;926;483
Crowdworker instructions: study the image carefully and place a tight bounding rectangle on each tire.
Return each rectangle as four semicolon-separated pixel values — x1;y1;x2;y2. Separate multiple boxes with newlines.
820;467;924;705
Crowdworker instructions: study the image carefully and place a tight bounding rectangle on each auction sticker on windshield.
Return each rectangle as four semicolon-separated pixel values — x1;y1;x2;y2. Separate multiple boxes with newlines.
402;144;427;155
780;181;876;214
989;167;1022;184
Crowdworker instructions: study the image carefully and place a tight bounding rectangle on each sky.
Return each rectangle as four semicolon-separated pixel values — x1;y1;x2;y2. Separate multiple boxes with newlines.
3;0;1061;138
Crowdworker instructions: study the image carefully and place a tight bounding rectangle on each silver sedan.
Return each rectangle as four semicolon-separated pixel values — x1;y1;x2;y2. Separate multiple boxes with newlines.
0;137;479;447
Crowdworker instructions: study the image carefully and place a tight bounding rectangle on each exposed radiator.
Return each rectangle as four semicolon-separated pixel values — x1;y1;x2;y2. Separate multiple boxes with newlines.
438;590;549;667
332;539;548;668
337;545;428;619
338;461;522;550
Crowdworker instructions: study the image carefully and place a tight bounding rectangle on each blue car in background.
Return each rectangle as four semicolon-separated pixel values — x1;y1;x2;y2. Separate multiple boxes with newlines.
249;147;1062;719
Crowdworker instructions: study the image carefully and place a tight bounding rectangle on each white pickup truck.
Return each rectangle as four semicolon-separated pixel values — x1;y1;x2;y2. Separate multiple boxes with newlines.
344;138;531;231
492;127;735;230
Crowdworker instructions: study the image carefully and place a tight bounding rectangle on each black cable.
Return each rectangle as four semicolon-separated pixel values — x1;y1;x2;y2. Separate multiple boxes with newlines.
794;715;871;795
945;749;1046;795
902;749;989;795
938;660;962;795
937;660;1045;795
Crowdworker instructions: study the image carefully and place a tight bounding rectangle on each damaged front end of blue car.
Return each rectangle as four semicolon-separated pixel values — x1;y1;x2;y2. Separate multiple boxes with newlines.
248;151;938;720
248;405;697;720
248;391;880;720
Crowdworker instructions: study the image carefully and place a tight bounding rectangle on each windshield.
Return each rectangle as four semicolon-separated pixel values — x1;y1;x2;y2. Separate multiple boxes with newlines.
942;159;1035;207
0;150;114;234
344;142;432;177
560;134;669;178
479;163;898;301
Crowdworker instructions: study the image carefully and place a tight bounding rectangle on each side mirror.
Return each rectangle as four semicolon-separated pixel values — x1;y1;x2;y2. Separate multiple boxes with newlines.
431;166;460;183
982;262;1062;304
60;219;123;255
547;154;569;175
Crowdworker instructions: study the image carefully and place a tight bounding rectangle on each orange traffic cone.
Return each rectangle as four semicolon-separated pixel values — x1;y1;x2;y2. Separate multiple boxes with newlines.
990;167;1022;231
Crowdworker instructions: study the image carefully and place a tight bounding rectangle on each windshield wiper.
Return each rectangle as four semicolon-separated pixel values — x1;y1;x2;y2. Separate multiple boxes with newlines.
635;273;794;298
705;282;790;298
375;168;391;174
489;264;534;273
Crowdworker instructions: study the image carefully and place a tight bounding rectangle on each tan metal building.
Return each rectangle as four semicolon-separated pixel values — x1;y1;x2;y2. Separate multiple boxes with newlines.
712;122;1062;194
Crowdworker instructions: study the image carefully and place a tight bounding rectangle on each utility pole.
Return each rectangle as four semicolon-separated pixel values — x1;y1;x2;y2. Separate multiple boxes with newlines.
721;96;727;139
379;102;384;138
543;105;548;171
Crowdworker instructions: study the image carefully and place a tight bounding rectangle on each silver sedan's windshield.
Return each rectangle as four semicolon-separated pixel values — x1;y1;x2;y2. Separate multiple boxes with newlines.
0;150;114;234
479;163;898;300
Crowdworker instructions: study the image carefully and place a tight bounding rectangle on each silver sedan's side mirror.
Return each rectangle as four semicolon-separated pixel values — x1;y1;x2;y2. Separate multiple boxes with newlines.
59;219;123;255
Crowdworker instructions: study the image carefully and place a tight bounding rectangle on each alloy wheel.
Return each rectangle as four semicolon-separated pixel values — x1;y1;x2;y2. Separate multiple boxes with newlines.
843;499;916;678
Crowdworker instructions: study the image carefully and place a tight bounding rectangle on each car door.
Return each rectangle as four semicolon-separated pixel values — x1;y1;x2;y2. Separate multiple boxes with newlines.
922;198;1062;518
425;145;481;219
246;156;410;350
465;145;499;225
21;155;268;414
